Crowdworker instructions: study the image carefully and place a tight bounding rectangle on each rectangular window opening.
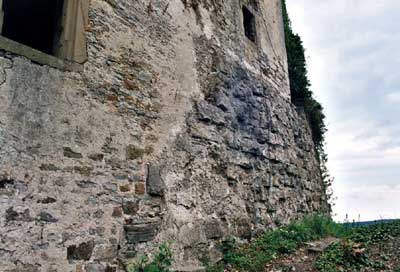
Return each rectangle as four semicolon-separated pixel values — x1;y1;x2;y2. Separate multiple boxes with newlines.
0;0;88;65
242;6;257;43
2;0;64;56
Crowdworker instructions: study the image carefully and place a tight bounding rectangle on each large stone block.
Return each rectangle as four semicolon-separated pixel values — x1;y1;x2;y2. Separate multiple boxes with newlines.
124;223;159;244
146;164;166;197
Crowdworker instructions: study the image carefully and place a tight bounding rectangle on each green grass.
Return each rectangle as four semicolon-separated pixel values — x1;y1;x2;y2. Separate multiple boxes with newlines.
207;214;345;272
315;239;384;272
315;220;400;271
126;217;400;272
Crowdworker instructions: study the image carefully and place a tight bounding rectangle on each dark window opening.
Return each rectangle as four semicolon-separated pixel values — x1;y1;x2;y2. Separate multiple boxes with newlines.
242;6;257;43
2;0;64;55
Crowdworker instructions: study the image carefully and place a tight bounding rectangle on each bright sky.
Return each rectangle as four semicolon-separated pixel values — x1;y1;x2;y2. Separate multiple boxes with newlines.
286;0;400;222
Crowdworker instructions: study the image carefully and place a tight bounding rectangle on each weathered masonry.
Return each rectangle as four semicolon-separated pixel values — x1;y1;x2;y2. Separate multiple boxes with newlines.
0;0;329;271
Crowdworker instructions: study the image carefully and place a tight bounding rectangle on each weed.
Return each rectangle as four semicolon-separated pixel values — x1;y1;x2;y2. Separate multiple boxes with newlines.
207;214;345;272
127;243;173;272
315;220;400;271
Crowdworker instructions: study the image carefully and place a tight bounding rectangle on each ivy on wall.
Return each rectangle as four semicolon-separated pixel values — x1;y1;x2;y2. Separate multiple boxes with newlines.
281;0;326;153
282;1;333;213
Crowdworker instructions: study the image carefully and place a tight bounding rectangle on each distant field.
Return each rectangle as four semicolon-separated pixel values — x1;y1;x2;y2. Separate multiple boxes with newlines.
343;219;398;227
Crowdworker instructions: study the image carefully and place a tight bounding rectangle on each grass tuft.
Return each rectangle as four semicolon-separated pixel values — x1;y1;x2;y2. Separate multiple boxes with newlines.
207;214;345;272
315;220;400;271
127;243;173;272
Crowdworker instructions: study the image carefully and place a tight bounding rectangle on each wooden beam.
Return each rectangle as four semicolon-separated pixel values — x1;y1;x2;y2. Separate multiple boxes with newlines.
0;0;4;34
54;0;88;63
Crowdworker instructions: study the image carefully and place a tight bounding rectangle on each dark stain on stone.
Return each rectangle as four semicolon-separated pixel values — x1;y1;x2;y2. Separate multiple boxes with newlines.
67;240;95;262
72;166;93;176
122;200;139;215
37;197;57;204
88;153;105;161
39;163;60;171
124;223;159;244
112;206;123;217
76;180;97;189
105;265;117;272
38;212;58;223
63;147;83;159
5;207;33;222
204;220;224;239
126;145;154;160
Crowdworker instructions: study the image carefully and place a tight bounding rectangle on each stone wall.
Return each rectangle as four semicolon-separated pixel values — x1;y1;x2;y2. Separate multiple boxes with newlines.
0;0;329;271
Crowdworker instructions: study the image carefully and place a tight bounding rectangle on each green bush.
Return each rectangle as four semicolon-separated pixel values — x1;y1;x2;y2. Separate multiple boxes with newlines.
127;243;173;272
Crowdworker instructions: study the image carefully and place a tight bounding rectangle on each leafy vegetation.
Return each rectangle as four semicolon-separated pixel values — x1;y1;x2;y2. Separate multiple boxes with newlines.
316;220;400;271
282;0;334;212
125;220;400;272
282;0;326;152
127;243;173;272
315;239;385;272
205;218;400;271
206;215;345;272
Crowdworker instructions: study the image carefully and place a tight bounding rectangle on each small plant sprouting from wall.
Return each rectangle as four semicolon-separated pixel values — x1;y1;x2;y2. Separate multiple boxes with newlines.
127;243;173;272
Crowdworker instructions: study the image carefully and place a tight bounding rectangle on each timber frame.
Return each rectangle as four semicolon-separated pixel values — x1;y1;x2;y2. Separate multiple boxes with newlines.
0;0;88;67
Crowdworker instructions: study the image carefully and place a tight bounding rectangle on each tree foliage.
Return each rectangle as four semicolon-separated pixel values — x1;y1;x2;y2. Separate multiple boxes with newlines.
282;0;326;152
282;1;333;213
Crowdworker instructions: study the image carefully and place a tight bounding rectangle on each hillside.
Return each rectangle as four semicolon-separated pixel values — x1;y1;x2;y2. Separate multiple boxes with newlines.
203;217;400;272
267;220;400;271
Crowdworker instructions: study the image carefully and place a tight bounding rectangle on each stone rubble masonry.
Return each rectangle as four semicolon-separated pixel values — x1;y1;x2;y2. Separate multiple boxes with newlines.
0;0;329;271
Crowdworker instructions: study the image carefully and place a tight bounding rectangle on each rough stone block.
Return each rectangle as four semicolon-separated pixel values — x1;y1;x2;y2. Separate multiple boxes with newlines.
67;240;95;262
124;223;159;244
204;220;224;239
63;147;83;159
38;212;58;223
122;200;139;215
146;164;166;197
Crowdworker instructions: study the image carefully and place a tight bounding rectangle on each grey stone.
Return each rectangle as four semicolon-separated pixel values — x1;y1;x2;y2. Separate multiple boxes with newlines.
88;153;105;161
146;164;166;197
5;207;33;222
67;240;95;262
137;71;153;83
204;220;224;240
197;101;226;126
38;212;58;223
37;197;57;204
122;200;139;215
124;223;159;244
63;147;83;159
85;263;105;272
